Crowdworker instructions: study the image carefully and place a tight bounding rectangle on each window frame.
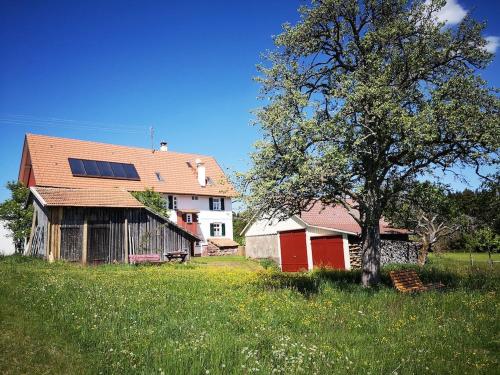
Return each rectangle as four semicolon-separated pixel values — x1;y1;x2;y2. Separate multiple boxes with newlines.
212;223;222;237
212;197;221;211
185;213;193;224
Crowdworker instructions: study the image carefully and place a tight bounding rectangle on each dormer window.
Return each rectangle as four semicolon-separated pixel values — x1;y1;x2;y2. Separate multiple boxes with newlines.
155;172;164;182
186;213;193;224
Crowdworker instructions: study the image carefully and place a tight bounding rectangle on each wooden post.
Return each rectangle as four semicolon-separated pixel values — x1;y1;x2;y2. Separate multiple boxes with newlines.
55;207;63;260
124;217;129;264
26;209;37;256
82;214;88;265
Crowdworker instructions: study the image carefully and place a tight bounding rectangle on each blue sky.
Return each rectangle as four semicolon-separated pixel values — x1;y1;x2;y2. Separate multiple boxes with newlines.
0;0;499;201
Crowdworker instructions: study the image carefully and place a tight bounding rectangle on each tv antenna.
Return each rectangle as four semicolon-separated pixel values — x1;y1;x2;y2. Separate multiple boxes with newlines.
150;126;155;152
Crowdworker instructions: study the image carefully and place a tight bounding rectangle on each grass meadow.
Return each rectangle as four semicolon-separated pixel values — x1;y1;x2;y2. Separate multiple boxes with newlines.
0;254;498;374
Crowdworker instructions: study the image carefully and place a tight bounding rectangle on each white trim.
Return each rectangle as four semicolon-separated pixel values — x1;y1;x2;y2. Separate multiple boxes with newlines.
342;234;351;270
305;231;313;270
30;187;47;207
306;224;357;236
277;232;283;271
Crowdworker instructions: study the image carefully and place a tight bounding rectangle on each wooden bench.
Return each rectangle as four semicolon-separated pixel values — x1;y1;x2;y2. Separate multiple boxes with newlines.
129;254;163;265
165;251;188;262
389;270;445;293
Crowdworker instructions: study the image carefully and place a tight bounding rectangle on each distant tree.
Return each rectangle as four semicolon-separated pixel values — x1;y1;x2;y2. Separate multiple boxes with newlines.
449;174;500;234
233;211;251;245
385;182;463;265
132;188;170;218
243;0;499;286
464;227;500;267
0;181;33;253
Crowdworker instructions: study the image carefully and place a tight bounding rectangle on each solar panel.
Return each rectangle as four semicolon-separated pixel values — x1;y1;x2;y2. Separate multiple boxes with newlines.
96;161;114;177
68;158;85;175
68;158;140;181
122;163;140;179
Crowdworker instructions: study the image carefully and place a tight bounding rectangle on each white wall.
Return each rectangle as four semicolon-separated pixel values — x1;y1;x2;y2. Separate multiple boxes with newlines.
0;221;15;255
163;194;233;245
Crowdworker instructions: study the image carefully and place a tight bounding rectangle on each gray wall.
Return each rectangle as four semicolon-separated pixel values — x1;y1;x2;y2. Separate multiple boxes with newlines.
245;234;280;262
349;239;419;268
380;239;419;265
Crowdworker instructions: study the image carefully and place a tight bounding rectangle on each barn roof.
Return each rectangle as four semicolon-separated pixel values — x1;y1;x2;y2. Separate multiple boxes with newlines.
30;187;144;208
23;133;237;197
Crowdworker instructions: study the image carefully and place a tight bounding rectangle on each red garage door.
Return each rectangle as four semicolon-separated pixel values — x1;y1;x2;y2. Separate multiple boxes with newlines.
279;230;308;272
311;236;345;269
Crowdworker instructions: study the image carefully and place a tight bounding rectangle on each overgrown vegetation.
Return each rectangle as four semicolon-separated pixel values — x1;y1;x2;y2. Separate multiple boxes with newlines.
0;181;33;253
131;188;170;218
1;255;498;374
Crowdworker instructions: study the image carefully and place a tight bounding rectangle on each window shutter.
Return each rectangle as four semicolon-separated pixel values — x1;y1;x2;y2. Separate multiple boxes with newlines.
209;197;213;210
222;223;226;236
193;214;198;222
182;214;186;222
168;195;173;209
221;198;225;211
210;224;214;237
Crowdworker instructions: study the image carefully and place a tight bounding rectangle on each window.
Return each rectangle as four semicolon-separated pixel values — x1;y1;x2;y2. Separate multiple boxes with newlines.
209;197;225;211
68;158;140;181
168;195;177;210
155;172;164;182
212;223;222;237
212;197;221;210
210;223;225;237
191;196;198;200
185;214;193;224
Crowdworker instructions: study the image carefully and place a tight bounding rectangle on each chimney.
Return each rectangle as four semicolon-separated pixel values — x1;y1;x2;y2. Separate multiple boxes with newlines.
195;158;206;187
159;141;168;152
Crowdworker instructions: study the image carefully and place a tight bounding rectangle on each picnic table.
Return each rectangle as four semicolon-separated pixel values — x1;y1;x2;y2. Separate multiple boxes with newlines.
165;251;188;262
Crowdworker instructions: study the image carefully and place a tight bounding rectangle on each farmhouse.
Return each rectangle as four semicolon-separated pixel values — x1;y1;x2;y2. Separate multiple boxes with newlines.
242;201;418;271
19;134;239;263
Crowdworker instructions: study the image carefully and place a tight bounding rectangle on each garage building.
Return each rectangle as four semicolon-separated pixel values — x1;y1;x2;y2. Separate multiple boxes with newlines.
242;201;417;272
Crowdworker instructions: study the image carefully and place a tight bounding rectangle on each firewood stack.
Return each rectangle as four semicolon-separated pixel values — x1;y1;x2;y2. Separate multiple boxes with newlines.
349;243;362;269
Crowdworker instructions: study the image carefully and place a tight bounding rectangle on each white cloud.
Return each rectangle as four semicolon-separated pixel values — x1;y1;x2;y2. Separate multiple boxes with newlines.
485;36;500;54
427;0;467;25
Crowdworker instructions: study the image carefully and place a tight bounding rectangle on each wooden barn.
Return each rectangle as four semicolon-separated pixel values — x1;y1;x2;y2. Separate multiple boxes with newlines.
26;187;199;264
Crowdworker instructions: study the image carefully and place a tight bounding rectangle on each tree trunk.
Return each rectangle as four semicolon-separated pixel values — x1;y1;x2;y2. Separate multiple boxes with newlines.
361;218;381;287
418;240;431;266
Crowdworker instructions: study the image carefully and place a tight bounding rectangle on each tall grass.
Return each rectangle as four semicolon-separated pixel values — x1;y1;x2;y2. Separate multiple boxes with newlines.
0;255;498;374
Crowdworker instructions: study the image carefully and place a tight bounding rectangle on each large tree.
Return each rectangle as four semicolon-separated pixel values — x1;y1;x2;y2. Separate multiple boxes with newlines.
243;0;499;286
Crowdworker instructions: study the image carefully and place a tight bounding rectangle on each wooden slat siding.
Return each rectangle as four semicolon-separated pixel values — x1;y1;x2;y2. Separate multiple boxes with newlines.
82;214;88;265
36;205;195;264
60;208;84;262
124;217;129;263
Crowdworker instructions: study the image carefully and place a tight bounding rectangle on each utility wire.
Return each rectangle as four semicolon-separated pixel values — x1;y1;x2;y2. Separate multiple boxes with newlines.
0;114;146;134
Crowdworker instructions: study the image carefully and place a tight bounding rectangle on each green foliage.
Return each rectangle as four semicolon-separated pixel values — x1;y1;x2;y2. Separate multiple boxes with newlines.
0;255;498;374
258;257;280;271
243;0;500;285
232;210;251;245
464;227;500;254
131;188;169;218
0;181;33;253
449;175;500;234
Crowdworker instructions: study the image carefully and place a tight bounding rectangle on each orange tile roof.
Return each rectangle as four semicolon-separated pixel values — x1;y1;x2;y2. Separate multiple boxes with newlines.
25;133;237;197
299;201;408;235
31;187;144;208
